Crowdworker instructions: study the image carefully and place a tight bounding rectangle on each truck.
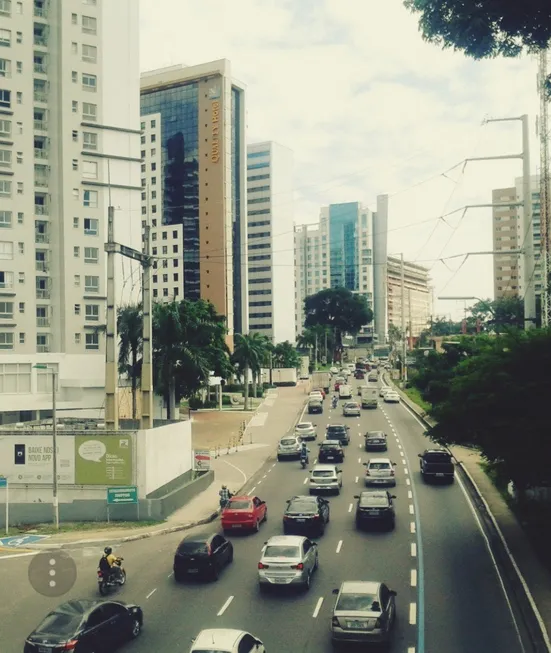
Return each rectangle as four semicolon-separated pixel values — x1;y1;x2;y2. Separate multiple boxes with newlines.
360;386;378;409
299;356;310;380
271;368;297;386
418;449;455;483
311;371;331;393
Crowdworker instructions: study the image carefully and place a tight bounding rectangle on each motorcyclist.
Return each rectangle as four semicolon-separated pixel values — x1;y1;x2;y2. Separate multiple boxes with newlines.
99;546;121;583
300;441;310;464
219;485;233;509
332;394;338;408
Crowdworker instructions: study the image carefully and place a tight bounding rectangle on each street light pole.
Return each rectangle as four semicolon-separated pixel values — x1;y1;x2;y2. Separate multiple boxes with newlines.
51;368;59;530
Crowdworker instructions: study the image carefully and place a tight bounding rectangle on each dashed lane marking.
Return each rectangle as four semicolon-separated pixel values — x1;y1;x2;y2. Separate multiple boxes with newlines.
262;475;267;479
409;504;415;515
250;486;256;493
303;478;308;485
410;522;416;534
336;540;343;554
411;542;417;557
348;503;353;513
408;490;413;499
409;602;417;625
146;588;157;599
358;457;361;463
167;572;173;578
411;569;417;587
217;596;234;616
404;468;409;475
406;478;411;485
313;597;324;618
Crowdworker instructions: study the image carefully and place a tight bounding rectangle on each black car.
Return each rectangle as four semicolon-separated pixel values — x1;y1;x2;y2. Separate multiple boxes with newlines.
354;491;396;529
308;400;323;414
173;530;233;581
283;495;330;536
325;424;350;446
24;599;143;653
318;440;345;463
365;431;388;451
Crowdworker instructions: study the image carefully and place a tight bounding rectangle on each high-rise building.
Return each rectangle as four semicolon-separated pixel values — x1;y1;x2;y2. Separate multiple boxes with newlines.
492;176;541;299
140;60;248;341
0;0;142;423
247;141;294;342
386;257;431;337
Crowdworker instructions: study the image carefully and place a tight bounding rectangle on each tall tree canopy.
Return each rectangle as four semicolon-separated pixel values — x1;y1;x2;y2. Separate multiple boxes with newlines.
232;332;271;410
304;288;373;357
468;297;524;332
404;0;551;63
273;341;301;369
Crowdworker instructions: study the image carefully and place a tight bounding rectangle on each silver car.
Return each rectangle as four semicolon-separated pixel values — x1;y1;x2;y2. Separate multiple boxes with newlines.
343;401;360;417
258;535;318;590
309;464;343;494
363;458;397;486
295;422;317;441
331;580;397;645
384;391;400;403
277;435;302;461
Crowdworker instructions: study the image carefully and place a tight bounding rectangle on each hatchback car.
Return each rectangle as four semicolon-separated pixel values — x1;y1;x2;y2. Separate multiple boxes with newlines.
354;491;396;529
173;531;233;581
190;629;265;653
312;387;326;399
309;464;343;494
384;391;400;403
325;424;351;445
221;495;267;533
277;435;302;461
363;458;397;486
379;386;391;397
343;401;360;417
258;535;319;591
24;599;143;653
309;391;324;403
283;495;330;536
318;440;345;463
364;431;388;451
295;422;317;441
331;581;397;645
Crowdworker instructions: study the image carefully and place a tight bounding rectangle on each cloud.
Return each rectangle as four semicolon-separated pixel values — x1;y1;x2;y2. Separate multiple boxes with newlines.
140;0;539;319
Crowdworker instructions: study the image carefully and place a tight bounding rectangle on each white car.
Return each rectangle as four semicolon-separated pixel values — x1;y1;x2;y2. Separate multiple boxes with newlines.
190;629;265;652
379;386;391;398
277;435;302;461
330;366;339;374
258;535;318;590
309;464;343;494
309;391;324;403
343;402;361;417
295;422;317;441
363;458;397;487
384;391;400;403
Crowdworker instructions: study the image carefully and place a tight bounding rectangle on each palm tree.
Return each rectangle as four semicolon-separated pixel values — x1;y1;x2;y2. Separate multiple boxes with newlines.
232;333;267;410
152;302;185;419
117;304;143;419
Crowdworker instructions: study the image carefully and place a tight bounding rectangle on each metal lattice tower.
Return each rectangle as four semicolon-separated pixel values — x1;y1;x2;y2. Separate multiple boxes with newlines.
539;48;551;327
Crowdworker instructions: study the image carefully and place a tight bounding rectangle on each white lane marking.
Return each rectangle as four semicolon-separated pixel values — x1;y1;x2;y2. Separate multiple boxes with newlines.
406;478;411;485
411;569;417;587
250;486;256;493
355;476;359;483
271;463;276;469
0;551;38;560
217;596;234;616
219;458;248;485
359;444;362;449
336;540;343;553
411;542;417;557
262;474;267;479
358;457;361;463
348;503;353;513
398;443;402;449
400;451;405;458
408;648;416;653
167;572;173;578
314;458;318;464
410;521;416;534
404;468;409;475
303;477;308;484
267;469;272;474
409;504;415;514
313;597;324;618
402;460;407;466
409;602;417;625
408;490;413;499
146;588;157;599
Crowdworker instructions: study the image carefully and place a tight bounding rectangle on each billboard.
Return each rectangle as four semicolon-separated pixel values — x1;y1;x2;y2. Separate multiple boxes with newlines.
0;434;134;486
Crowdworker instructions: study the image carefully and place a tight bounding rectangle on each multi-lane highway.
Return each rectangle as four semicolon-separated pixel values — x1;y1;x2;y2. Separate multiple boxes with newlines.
0;375;530;652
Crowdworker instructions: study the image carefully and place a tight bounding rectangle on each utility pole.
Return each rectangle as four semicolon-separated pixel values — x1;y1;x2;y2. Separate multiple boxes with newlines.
538;48;551;327
141;215;153;429
314;332;318;369
324;330;328;364
400;253;407;382
408;289;413;351
52;368;59;529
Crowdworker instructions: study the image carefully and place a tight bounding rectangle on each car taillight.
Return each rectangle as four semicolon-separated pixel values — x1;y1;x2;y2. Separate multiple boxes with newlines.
63;640;78;651
97;570;103;577
291;562;304;570
207;544;212;555
313;514;320;519
258;562;269;569
283;515;290;520
332;617;340;627
390;470;395;476
365;470;371;476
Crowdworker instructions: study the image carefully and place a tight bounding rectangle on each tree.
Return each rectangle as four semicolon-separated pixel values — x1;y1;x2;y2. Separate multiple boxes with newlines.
273;341;301;369
297;325;335;365
117;304;143;419
388;323;402;346
232;333;270;410
469;297;524;333
404;1;551;76
428;329;551;492
304;288;373;360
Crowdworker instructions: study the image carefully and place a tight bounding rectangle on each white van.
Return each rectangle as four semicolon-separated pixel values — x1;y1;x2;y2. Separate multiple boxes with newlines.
338;384;352;399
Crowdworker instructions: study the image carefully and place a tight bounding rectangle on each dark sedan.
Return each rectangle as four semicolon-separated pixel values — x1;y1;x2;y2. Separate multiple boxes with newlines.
325;424;350;446
318;440;345;463
173;530;233;581
364;431;388;451
24;599;142;653
283;495;330;537
354;491;396;530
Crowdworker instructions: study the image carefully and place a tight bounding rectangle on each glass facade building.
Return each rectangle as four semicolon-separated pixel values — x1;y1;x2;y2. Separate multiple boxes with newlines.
231;86;244;334
329;202;360;290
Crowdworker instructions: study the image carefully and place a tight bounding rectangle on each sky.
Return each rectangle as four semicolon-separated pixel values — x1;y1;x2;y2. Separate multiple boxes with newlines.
139;0;540;320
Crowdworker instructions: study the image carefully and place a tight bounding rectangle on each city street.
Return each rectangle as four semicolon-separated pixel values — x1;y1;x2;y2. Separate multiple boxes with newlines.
0;378;528;652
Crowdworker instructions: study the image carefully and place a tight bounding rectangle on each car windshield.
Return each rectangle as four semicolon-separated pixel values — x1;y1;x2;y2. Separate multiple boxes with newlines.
336;593;378;611
360;495;388;507
321;444;339;450
193;650;227;653
178;541;208;554
264;545;300;558
369;462;390;470
312;470;334;477
327;426;345;433
36;612;81;636
367;432;385;438
281;438;297;446
297;424;312;430
228;500;251;510
425;452;451;462
288;500;316;513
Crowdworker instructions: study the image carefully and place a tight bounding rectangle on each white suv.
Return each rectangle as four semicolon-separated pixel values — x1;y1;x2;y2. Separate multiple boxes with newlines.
309;464;343;494
277;435;302;461
190;629;265;652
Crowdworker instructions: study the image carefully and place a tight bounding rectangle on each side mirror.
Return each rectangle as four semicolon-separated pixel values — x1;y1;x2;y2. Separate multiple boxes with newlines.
392;462;397;466
391;495;397;499
353;495;360;499
332;588;339;595
390;590;397;596
362;462;368;466
417;453;422;458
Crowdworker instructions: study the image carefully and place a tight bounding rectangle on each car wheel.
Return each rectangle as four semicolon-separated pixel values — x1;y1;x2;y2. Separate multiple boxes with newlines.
130;618;142;639
314;553;319;570
277;455;282;462
211;563;220;581
263;509;268;522
303;570;311;591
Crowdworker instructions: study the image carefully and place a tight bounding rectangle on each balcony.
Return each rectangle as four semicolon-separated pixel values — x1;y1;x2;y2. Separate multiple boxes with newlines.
37;343;51;353
34;147;49;160
34;120;48;131
34;63;48;74
33;91;48;103
34;3;49;19
35;177;49;188
36;288;50;299
33;34;49;47
35;204;49;215
35;232;49;244
36;316;50;327
35;260;48;272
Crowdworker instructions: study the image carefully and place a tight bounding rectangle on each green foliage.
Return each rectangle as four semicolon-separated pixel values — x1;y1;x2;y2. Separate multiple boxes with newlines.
387;323;402;345
404;0;551;60
117;304;143;419
425;329;551;490
273;340;301;368
297;325;336;363
469;297;524;332
232;332;272;410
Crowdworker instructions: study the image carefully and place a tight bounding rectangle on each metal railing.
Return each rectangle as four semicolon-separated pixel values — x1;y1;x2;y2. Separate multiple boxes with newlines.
36;289;50;299
36;316;50;327
34;148;49;159
33;91;47;102
35;261;48;272
33;36;48;47
35;204;49;215
35;233;49;244
33;120;47;131
36;344;50;353
34;63;47;74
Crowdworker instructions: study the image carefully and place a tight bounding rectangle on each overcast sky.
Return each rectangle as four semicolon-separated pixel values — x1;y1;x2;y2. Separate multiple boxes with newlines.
140;0;539;320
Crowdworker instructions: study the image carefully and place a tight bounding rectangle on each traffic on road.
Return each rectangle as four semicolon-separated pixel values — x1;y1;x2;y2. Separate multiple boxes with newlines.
1;363;528;652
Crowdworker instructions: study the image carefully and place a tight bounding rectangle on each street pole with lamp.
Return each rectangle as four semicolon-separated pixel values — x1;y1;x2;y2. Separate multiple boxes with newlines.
33;364;59;530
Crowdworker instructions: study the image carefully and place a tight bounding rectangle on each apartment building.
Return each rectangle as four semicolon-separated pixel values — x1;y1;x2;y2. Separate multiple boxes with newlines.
140;60;248;343
387;257;431;337
247;141;295;342
0;0;142;423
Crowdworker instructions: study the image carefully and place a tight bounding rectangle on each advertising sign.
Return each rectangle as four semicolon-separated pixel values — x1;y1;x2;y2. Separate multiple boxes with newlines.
0;436;76;484
75;436;133;486
194;449;211;471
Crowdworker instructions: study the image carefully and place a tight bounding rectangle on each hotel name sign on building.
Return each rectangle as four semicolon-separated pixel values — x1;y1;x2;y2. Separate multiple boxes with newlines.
209;85;221;163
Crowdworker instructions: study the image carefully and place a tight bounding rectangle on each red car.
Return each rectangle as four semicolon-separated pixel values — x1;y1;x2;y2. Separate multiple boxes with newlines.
334;381;342;391
313;387;326;399
221;495;267;532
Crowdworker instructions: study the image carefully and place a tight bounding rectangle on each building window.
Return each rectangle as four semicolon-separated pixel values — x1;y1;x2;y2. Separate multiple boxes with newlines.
72;159;78;170
0;301;13;319
0;210;11;228
82;44;97;63
0;58;11;78
247;150;270;159
82;16;97;35
0;241;12;261
84;246;98;263
0;89;10;109
85;304;99;321
73;217;79;228
18;302;23;313
83;132;97;150
71;42;78;54
0;332;14;350
74;246;80;257
85;332;99;350
82;160;98;179
0;29;11;48
72;71;78;83
82;73;97;91
83;190;98;208
71;13;78;24
74;333;81;344
0;270;14;288
19;332;24;344
72;130;78;141
0;362;32;392
74;304;81;315
84;217;98;236
83;102;97;121
74;274;80;286
84;275;99;292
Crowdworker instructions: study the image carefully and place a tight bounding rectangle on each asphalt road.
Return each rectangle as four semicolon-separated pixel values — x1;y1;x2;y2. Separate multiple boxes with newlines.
0;376;528;653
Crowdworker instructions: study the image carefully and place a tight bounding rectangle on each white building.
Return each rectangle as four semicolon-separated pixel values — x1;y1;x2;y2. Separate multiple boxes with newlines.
0;0;142;424
247;141;295;342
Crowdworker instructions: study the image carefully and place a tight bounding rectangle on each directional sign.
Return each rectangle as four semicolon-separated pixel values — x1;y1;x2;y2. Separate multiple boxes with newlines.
0;534;49;547
194;450;211;471
107;486;138;505
0;477;6;489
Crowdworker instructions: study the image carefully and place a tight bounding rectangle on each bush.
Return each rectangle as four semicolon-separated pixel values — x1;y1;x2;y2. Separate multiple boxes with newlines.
188;396;203;409
222;394;232;406
273;381;297;387
223;383;243;392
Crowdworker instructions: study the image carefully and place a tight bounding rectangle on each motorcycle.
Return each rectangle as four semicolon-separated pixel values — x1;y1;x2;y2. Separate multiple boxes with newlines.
300;455;309;469
332;397;338;409
97;557;126;596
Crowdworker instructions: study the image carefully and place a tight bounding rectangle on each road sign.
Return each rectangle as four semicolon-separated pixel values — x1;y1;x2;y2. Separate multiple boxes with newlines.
0;534;49;547
0;477;6;489
194;450;211;471
106;486;138;505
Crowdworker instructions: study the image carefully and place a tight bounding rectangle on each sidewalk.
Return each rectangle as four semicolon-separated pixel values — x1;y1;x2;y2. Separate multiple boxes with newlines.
387;375;551;646
25;383;308;550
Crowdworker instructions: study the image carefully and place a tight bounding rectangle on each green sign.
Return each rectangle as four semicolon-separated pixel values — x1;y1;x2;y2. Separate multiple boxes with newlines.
107;486;138;505
75;435;133;486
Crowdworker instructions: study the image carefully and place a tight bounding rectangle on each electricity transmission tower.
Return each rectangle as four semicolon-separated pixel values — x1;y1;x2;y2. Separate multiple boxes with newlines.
538;48;551;327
